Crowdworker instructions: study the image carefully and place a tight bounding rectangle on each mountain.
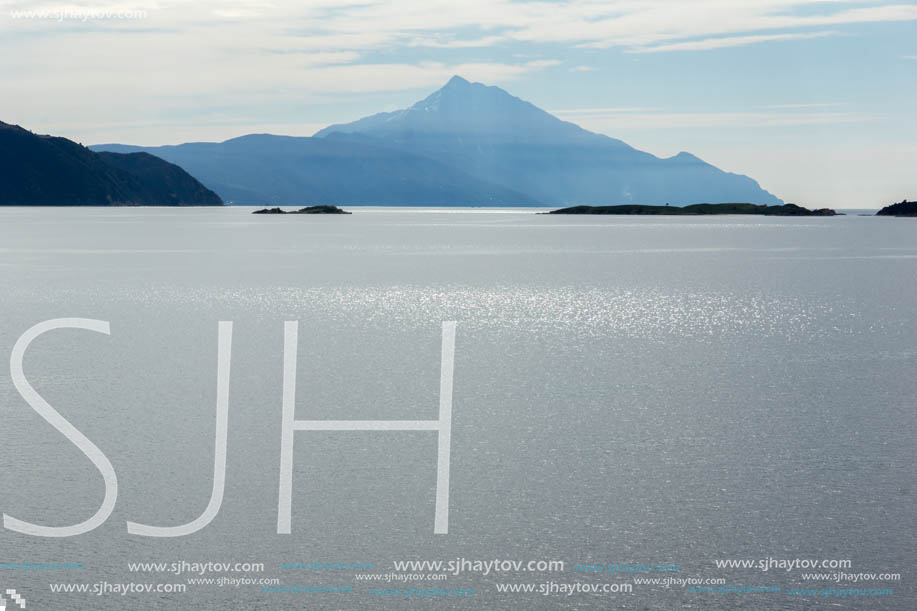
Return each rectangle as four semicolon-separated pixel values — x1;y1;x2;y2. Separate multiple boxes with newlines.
91;76;782;207
92;134;536;205
0;121;222;206
314;75;782;206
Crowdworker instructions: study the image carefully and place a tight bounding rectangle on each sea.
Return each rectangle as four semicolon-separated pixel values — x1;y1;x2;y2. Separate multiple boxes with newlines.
0;206;914;610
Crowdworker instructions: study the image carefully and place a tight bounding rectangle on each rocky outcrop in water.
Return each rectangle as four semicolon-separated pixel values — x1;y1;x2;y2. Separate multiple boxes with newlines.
252;205;351;214
548;203;837;216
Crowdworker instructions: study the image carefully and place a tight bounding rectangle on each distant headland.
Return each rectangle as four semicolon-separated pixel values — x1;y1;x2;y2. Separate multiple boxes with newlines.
876;200;917;217
0;121;222;207
252;206;351;215
547;203;838;216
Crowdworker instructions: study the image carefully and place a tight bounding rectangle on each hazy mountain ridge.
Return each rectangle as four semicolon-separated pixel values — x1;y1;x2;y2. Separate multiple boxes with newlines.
90;76;782;206
93;133;537;205
0;121;222;206
314;76;782;206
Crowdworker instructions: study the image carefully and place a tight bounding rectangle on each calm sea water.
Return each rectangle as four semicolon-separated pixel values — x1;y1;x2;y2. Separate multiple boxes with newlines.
0;207;914;610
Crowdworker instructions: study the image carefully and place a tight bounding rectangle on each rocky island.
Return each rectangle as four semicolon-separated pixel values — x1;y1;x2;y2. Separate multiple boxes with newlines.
876;200;917;216
548;203;837;216
252;205;351;214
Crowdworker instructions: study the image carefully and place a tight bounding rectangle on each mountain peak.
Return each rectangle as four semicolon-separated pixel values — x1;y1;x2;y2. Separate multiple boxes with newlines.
445;75;471;87
306;78;780;206
669;151;701;162
315;74;581;140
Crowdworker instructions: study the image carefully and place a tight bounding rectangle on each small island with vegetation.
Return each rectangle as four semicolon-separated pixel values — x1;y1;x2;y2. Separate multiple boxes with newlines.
875;200;917;217
547;203;837;216
252;205;351;215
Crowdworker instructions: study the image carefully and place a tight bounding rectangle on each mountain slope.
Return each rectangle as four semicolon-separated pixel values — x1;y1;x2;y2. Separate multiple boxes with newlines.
90;76;782;207
0;121;222;206
92;134;537;205
315;76;782;206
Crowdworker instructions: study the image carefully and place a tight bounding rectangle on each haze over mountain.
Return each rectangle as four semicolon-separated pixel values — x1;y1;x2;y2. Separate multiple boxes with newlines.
0;121;222;206
316;76;781;206
95;135;534;205
93;76;782;206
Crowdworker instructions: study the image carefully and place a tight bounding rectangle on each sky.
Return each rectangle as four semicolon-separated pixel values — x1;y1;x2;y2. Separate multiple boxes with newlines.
1;0;915;208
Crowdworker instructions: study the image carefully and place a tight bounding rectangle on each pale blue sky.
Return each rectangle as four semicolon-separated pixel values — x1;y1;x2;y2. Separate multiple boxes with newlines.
1;0;915;207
